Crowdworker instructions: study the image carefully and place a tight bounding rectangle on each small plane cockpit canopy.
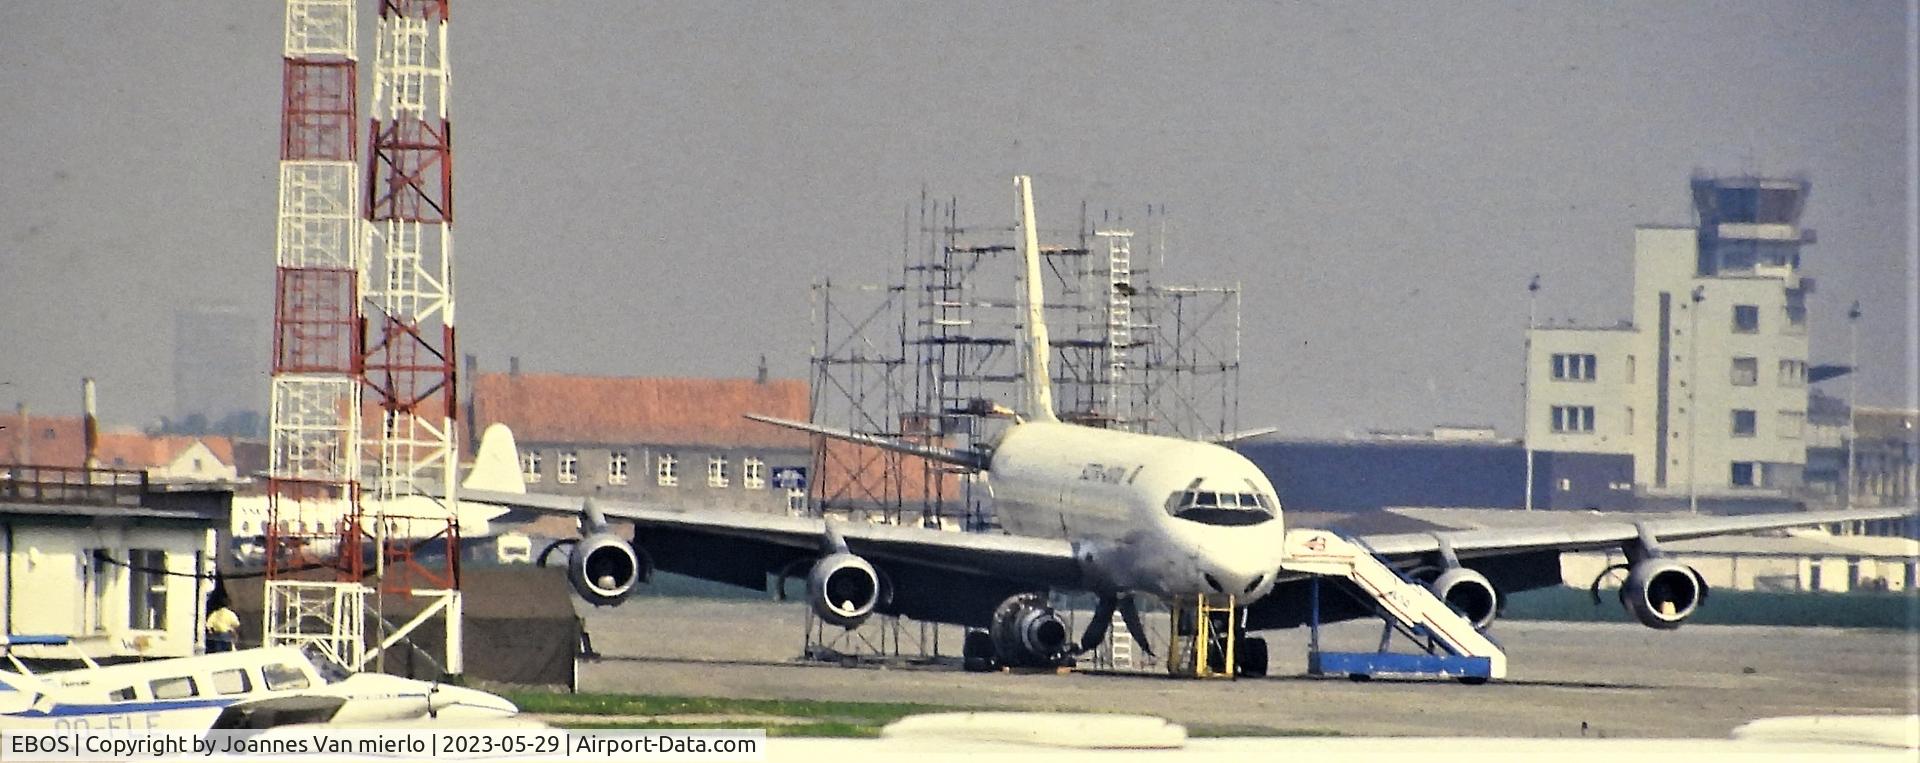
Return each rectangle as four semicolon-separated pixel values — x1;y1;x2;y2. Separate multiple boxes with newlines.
1164;479;1277;526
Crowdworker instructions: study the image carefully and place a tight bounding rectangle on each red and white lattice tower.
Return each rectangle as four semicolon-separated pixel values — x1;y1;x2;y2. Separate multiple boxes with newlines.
265;0;369;665
363;0;459;592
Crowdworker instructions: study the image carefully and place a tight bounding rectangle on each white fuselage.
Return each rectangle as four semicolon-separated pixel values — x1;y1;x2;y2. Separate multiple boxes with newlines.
229;494;509;542
2;646;516;730
987;422;1288;602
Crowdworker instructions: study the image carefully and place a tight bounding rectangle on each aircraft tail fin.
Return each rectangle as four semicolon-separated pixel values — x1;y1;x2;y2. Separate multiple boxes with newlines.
463;423;527;495
1015;175;1059;423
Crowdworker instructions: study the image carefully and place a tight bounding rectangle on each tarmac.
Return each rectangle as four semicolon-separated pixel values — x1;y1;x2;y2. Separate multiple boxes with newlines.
575;596;1919;738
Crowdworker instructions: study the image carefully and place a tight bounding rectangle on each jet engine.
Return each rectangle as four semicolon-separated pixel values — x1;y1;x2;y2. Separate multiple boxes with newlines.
1428;567;1499;630
1620;558;1705;630
566;533;648;607
807;553;883;628
988;592;1071;667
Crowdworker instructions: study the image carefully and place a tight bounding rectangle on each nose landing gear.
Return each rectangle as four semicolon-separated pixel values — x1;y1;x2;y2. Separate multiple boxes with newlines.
1169;594;1265;678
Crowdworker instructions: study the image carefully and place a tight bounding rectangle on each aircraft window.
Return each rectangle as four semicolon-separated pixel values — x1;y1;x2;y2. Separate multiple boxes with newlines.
302;645;351;684
149;677;197;700
108;686;136;701
210;669;252;695
262;662;310;691
1166;486;1274;525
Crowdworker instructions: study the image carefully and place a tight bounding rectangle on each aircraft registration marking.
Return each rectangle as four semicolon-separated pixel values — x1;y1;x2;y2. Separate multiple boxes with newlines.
1078;463;1143;484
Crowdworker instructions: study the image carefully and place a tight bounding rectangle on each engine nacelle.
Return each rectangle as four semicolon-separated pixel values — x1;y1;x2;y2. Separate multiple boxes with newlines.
1621;558;1704;630
1429;567;1499;630
566;532;647;607
807;553;882;628
988;592;1071;667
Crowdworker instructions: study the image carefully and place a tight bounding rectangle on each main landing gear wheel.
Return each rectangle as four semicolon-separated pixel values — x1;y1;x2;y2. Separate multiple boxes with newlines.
962;629;998;673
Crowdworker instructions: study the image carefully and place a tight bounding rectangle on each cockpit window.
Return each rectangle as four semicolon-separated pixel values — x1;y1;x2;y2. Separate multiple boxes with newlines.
1164;484;1276;526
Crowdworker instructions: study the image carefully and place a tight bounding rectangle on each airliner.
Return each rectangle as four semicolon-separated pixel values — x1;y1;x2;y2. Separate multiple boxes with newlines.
226;428;522;564
1;636;517;730
459;175;1910;677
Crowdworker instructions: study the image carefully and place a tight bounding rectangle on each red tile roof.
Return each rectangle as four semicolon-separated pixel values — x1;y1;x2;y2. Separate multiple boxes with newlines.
472;373;811;449
95;433;235;470
0;414;231;470
1;414;87;466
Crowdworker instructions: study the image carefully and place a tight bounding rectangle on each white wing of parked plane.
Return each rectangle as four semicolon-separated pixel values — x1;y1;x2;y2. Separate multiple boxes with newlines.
460;487;1081;626
1356;509;1908;559
458;484;1905;631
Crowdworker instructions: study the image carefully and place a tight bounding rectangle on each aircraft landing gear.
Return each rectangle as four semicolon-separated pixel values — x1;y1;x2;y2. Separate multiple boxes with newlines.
962;629;997;672
1238;635;1269;678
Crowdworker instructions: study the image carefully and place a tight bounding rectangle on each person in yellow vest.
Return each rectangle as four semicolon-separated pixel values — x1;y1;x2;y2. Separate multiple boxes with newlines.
205;592;240;653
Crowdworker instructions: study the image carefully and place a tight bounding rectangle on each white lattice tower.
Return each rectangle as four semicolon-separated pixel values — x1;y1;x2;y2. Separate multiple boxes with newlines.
364;0;457;533
266;0;368;656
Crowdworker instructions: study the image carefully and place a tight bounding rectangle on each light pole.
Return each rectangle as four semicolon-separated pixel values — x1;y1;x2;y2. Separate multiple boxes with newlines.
1688;285;1705;515
1524;275;1540;512
1845;300;1861;509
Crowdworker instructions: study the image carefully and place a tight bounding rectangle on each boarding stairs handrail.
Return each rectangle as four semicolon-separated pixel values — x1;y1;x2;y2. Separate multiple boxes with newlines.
1280;528;1507;679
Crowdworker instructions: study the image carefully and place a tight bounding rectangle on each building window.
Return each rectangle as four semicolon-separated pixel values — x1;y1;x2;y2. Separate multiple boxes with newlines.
82;550;112;632
1730;356;1758;386
657;453;679;487
1778;359;1806;387
1625;355;1636;384
743;457;766;490
1731;461;1757;487
1778;410;1804;439
521;451;542;483
557;452;579;484
127;549;167;631
1550;353;1597;381
608;452;629;485
1624;406;1635;435
1550;405;1595;433
708;456;730;488
1732;304;1760;333
786;487;807;515
1731;409;1756;438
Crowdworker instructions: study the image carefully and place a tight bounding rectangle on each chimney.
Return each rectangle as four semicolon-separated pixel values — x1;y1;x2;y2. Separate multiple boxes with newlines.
82;378;99;471
756;355;769;385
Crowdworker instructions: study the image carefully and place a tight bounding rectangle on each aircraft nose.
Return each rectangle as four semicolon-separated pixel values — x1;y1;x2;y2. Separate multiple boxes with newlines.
1203;568;1271;597
1199;546;1280;599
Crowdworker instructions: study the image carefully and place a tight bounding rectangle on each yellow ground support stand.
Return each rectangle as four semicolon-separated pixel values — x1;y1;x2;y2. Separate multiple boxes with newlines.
1168;593;1238;679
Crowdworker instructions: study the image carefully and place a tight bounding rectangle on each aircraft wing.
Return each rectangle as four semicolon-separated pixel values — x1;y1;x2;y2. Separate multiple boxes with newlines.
460;488;1081;628
1246;505;1912;630
1351;506;1913;560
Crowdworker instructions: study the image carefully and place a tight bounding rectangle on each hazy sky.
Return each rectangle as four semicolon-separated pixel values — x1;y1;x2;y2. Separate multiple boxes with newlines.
1;1;1913;437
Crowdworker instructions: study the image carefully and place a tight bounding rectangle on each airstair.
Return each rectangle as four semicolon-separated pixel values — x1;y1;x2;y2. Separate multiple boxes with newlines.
1280;529;1506;681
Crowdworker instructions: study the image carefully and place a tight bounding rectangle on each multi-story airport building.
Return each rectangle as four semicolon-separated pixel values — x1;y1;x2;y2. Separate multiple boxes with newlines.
1526;175;1819;510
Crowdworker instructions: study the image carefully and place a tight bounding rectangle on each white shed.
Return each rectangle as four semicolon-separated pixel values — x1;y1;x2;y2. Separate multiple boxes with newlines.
2;471;225;660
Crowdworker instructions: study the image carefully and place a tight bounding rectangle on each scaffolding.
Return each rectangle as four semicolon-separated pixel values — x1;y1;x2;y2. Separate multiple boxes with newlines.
797;189;1242;665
